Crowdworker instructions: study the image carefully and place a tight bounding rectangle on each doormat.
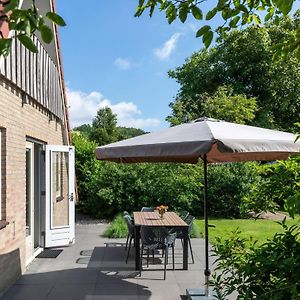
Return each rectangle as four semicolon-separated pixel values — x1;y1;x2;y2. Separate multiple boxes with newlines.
36;249;63;258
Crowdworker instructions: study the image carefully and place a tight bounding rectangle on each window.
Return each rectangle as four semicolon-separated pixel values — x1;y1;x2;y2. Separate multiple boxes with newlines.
55;152;62;199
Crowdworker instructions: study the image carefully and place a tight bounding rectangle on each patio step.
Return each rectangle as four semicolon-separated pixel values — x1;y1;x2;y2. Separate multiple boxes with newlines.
186;288;217;300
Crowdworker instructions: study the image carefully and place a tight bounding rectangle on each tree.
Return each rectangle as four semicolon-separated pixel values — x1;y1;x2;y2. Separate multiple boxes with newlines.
135;0;300;59
0;0;65;56
117;127;146;140
167;15;300;132
73;124;92;138
90;107;118;146
167;86;258;125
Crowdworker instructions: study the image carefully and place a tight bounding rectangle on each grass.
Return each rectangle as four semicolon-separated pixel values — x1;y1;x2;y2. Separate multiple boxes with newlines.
103;214;128;238
103;213;300;246
195;216;300;246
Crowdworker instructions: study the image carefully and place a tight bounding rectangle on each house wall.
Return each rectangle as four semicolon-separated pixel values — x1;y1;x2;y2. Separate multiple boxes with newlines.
0;78;69;294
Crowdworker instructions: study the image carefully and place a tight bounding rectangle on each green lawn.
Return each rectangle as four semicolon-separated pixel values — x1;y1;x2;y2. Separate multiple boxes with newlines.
195;216;300;246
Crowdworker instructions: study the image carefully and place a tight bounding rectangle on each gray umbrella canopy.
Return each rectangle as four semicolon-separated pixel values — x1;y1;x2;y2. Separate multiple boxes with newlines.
96;118;299;163
95;117;299;297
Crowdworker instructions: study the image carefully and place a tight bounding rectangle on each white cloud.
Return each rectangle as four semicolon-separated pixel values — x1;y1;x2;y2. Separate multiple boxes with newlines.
114;57;131;70
154;33;181;60
66;87;161;130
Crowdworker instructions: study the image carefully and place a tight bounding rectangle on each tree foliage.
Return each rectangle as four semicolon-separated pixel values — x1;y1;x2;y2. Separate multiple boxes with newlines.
89;107;118;146
167;86;258;125
0;0;65;56
135;0;300;59
167;16;300;131
73;107;146;146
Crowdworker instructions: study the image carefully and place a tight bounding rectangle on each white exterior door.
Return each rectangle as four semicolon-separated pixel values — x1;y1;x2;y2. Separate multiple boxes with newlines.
45;145;75;248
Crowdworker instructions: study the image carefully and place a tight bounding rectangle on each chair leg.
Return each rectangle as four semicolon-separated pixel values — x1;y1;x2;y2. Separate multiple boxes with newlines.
126;235;133;263
172;244;175;270
152;249;155;264
164;246;168;280
188;237;194;264
147;248;150;267
162;248;164;258
125;234;129;251
140;245;144;277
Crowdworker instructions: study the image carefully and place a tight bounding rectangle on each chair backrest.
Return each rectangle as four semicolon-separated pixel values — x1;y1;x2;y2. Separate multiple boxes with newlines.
141;207;155;212
179;210;189;221
185;215;195;233
124;215;134;234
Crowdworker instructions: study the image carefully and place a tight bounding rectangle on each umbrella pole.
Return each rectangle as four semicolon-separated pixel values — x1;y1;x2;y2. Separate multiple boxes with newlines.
203;154;210;296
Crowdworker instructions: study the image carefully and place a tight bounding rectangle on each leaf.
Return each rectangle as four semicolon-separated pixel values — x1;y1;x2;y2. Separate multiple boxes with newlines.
217;0;227;10
0;39;12;57
275;0;293;15
191;6;203;20
46;12;66;26
252;14;261;24
17;35;38;53
229;16;240;28
206;8;218;20
3;0;20;13
40;25;53;44
203;30;213;48
166;3;177;24
179;3;189;23
196;25;211;38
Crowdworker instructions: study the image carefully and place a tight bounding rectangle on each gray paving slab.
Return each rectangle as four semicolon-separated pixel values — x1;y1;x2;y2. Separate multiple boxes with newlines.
0;223;232;300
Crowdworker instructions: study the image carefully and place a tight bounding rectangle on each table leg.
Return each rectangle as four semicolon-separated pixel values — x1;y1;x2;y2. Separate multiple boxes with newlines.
182;227;188;270
135;225;141;271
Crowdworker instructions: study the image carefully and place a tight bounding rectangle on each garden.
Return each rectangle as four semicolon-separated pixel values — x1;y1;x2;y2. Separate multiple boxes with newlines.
72;13;300;300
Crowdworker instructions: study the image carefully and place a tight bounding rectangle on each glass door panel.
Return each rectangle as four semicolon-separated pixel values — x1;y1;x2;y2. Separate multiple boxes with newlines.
51;151;69;228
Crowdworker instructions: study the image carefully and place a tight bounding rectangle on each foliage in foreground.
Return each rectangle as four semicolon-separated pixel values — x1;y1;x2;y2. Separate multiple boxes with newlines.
212;220;300;300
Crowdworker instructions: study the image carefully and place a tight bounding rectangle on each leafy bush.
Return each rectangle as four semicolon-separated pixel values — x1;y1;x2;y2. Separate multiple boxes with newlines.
103;214;128;238
212;220;300;299
243;157;300;214
206;162;260;218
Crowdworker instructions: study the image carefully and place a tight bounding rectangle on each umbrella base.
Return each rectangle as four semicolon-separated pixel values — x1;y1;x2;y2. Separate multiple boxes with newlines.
186;288;217;299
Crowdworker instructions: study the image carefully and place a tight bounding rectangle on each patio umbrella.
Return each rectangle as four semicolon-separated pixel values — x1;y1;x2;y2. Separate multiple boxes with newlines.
95;117;300;297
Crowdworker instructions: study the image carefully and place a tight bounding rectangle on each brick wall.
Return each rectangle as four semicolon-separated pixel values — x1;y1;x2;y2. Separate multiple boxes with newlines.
0;78;69;294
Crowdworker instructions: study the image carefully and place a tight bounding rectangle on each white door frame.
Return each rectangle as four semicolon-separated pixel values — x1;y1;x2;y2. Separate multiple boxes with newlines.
25;141;35;265
45;145;75;248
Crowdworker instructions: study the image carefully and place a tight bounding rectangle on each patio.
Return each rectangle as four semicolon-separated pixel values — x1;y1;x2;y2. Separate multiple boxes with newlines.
0;223;221;300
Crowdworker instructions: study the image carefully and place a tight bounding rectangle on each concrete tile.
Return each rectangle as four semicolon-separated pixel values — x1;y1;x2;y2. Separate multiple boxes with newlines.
138;283;182;298
93;296;139;300
1;224;211;300
0;284;52;300
46;283;95;300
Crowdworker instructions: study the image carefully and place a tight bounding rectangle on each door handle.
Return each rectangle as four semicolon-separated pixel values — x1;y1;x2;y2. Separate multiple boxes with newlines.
70;193;74;202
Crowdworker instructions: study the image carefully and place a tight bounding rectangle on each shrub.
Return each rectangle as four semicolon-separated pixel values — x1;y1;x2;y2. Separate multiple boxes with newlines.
243;157;300;214
212;220;300;299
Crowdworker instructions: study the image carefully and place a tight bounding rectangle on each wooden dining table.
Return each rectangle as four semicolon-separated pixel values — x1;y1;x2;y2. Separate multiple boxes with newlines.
133;211;189;271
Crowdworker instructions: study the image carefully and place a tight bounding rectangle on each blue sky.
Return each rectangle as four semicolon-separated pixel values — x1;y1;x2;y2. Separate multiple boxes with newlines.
56;1;208;131
56;1;300;131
